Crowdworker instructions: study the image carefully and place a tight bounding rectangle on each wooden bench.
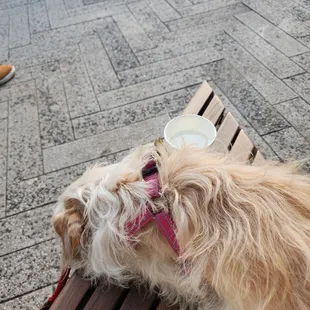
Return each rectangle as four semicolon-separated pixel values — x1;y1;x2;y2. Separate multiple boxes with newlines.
51;81;264;310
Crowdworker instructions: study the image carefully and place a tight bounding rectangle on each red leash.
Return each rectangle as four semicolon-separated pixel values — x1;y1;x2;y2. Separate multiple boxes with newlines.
40;268;71;310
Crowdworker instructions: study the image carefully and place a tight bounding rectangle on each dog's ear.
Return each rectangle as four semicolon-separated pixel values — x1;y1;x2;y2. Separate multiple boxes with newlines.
53;199;83;270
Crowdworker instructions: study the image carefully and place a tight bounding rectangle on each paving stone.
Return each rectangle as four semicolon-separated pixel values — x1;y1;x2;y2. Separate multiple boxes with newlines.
275;98;310;143
284;73;310;105
28;0;50;34
98;66;208;110
73;89;191;138
0;101;8;119
0;11;9;61
9;5;30;48
79;34;120;94
6;150;129;215
45;0;68;21
128;1;169;35
36;62;74;148
60;54;100;118
263;127;310;171
291;52;310;72
144;0;181;22
118;48;222;86
43;115;170;172
166;3;250;31
0;240;60;302
0;80;36;102
0;203;55;256
64;0;83;10
214;33;297;104
235;11;308;57
0;0;38;10
113;11;155;52
0;119;7;218
166;0;192;9
97;19;139;71
7;94;43;183
204;60;290;136
225;19;304;79
1;285;54;310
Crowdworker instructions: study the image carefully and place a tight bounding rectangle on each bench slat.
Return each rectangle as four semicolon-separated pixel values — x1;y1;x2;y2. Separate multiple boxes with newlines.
202;94;224;125
50;272;91;310
182;81;212;115
252;151;265;165
230;130;254;162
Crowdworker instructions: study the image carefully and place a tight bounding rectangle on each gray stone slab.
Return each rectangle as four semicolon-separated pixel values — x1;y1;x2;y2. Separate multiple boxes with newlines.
263;127;310;171
79;34;120;94
97;19;139;71
119;48;221;86
65;0;83;10
0;0;38;10
144;0;180;22
28;0;50;34
98;66;208;110
45;0;68;21
1;285;54;310
6;150;129;215
9;5;30;48
0;203;55;256
225;19;304;79
0;119;7;218
128;1;169;35
0;101;8;119
166;3;249;31
166;0;192;9
113;11;155;52
0;80;36;103
73;89;191;138
204;60;290;136
60;54;100;118
43;114;170;172
235;11;308;57
291;52;310;72
284;73;310;104
275;98;310;143
215;33;297;104
0;240;60;302
0;11;9;61
36;62;74;148
7;94;43;183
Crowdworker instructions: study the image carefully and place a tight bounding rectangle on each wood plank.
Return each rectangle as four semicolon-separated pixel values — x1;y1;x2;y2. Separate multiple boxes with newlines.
252;151;265;165
50;272;91;310
157;301;179;310
211;112;239;153
202;94;225;125
230;130;254;162
119;286;157;310
182;81;213;115
84;283;126;310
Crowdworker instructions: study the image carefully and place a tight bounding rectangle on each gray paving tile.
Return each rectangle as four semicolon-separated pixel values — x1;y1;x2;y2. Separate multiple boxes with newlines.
113;11;155;52
36;62;74;148
60;54;100;118
73;89;191;138
0;203;54;256
0;80;36;103
79;34;121;94
7;94;43;183
166;0;192;9
0;240;60;302
1;285;54;310
0;11;9;61
284;73;310;104
65;0;83;10
275;98;310;143
225;19;304;79
28;0;50;34
43;114;170;172
0;119;7;218
9;5;30;48
291;52;310;72
128;1;169;35
45;0;68;21
0;0;39;11
215;33;297;104
0;101;8;119
118;48;222;86
97;19;140;71
98;66;208;110
166;3;249;31
235;11;308;57
6;150;129;215
263;127;310;170
144;0;181;22
204;60;290;136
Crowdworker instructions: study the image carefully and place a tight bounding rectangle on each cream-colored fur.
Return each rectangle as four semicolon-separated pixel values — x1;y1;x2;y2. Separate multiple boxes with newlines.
53;144;310;310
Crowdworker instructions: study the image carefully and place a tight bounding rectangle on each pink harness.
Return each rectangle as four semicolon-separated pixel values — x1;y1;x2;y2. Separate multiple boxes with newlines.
125;159;181;256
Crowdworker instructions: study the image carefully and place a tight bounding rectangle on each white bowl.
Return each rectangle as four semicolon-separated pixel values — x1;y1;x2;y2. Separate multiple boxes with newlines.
164;114;217;149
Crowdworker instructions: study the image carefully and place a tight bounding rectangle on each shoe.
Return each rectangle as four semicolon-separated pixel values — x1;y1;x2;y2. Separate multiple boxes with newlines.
0;64;15;86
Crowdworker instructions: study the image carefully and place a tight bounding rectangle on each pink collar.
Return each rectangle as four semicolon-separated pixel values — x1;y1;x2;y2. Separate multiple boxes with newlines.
125;159;181;256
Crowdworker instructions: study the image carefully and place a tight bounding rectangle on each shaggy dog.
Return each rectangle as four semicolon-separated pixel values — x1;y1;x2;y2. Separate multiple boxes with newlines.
53;142;310;310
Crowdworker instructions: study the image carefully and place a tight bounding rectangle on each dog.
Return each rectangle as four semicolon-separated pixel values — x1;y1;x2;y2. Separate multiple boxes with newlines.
53;142;310;310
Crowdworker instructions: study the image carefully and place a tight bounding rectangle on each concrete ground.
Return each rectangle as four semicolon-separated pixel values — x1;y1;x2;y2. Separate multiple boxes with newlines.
1;0;310;308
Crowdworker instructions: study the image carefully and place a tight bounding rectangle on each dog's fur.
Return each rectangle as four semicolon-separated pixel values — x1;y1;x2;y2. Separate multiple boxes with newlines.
53;144;310;310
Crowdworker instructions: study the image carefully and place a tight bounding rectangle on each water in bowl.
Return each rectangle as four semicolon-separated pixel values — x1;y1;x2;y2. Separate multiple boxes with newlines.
170;130;209;148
